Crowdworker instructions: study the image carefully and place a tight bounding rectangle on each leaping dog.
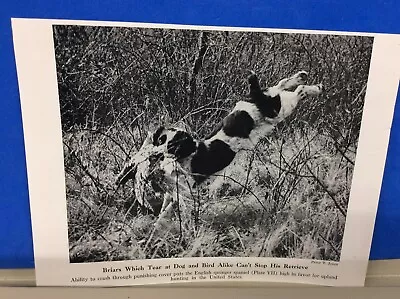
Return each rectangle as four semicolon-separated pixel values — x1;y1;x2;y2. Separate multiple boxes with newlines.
116;71;323;216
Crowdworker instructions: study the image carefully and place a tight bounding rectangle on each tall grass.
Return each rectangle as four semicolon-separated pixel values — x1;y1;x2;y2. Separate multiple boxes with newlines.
66;126;353;262
53;25;373;262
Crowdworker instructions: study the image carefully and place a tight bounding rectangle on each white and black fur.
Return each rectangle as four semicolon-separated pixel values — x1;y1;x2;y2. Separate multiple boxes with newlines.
116;71;323;214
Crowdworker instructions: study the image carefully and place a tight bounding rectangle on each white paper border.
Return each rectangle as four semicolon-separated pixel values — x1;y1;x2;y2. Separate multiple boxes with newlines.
11;18;400;287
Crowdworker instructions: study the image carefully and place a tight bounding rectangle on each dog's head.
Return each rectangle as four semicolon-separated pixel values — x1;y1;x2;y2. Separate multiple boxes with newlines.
151;126;197;160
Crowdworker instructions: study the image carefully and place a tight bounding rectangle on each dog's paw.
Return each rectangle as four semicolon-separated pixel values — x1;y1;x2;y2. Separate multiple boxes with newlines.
293;71;308;84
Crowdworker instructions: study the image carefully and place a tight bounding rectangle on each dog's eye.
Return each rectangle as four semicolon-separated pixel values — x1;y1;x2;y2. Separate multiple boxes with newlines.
157;135;167;145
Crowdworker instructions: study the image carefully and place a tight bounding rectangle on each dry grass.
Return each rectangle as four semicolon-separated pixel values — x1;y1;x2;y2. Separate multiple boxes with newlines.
66;127;351;262
52;25;373;263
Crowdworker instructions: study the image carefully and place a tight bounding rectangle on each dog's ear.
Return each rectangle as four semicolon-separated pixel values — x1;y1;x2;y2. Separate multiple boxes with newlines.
152;126;166;146
167;131;197;159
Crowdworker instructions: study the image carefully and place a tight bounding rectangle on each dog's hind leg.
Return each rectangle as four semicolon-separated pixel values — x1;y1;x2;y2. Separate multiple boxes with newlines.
278;83;324;120
276;71;308;91
295;83;324;98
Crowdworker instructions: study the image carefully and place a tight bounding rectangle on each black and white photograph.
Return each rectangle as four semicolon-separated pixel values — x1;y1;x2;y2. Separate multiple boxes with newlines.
52;24;374;264
13;18;400;286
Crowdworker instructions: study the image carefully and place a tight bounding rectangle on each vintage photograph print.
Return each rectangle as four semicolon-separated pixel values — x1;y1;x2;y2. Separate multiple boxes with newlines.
52;24;373;263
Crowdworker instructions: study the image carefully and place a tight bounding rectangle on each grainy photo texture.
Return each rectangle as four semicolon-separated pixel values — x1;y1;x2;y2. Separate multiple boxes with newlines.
53;25;373;263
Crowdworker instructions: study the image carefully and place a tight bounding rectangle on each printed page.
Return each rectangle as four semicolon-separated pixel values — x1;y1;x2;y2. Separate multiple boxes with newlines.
11;18;400;287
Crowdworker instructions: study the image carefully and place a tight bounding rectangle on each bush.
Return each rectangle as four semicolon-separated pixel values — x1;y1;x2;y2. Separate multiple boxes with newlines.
53;25;373;262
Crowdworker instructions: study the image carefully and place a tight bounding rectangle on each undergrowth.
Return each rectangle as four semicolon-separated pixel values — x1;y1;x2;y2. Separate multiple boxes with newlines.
52;25;373;262
67;127;351;262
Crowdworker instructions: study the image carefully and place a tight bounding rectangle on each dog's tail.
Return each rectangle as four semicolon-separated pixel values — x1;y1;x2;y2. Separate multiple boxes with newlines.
248;71;262;94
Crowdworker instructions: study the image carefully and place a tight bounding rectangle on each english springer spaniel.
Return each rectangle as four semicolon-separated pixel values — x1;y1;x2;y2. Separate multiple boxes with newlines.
116;71;323;215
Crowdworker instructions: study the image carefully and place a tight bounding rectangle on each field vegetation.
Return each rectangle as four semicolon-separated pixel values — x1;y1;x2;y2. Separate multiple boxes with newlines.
53;25;373;262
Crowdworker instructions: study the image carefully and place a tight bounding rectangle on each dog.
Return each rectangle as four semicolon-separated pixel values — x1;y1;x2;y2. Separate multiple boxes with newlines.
116;71;323;215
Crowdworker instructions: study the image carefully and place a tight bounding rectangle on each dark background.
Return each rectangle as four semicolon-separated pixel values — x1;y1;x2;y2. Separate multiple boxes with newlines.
0;0;399;268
